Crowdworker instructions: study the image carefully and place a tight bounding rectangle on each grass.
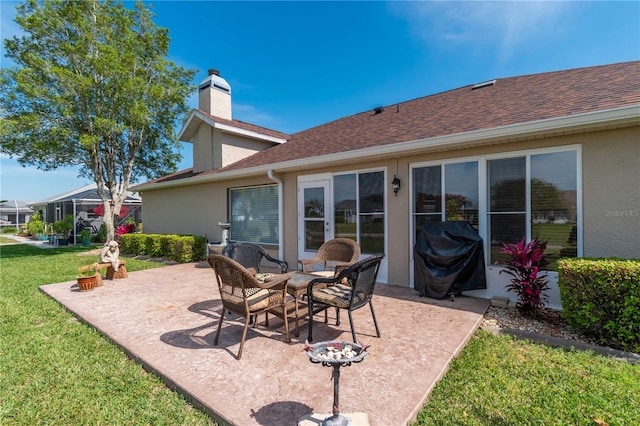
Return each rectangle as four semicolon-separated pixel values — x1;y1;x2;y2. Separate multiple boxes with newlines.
0;244;213;425
2;243;638;425
415;331;640;426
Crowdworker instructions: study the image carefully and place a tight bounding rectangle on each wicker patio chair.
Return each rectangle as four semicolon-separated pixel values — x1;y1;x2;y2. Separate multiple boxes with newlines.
297;238;361;276
207;254;292;360
222;242;288;274
307;253;385;343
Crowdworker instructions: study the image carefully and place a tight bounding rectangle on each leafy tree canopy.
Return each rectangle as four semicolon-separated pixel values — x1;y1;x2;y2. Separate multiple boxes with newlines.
1;0;195;240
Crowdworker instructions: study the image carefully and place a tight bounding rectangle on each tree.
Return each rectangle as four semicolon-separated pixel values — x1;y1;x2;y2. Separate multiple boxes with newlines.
1;0;195;241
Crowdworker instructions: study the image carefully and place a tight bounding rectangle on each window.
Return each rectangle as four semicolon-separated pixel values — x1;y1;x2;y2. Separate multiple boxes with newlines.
412;161;479;239
530;151;578;269
487;150;578;269
333;171;385;254
229;185;279;244
487;157;526;264
411;149;579;271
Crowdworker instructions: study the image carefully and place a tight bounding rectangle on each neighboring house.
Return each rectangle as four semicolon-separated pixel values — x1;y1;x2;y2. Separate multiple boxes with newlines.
0;200;33;227
132;62;640;309
29;184;142;243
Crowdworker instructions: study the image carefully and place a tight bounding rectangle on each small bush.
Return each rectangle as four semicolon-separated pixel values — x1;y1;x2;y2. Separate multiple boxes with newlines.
2;227;18;234
558;258;640;353
27;212;45;236
119;233;145;254
97;224;107;243
144;234;163;258
500;238;550;316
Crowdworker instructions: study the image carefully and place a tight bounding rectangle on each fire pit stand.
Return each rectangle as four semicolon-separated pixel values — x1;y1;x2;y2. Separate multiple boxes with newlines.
305;340;368;426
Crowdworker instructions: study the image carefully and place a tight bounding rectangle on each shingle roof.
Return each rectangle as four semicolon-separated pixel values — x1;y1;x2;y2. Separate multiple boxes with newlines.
224;61;639;171
148;61;639;186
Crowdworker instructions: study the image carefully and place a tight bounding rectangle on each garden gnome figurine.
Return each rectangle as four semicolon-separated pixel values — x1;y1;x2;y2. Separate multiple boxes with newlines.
100;240;120;270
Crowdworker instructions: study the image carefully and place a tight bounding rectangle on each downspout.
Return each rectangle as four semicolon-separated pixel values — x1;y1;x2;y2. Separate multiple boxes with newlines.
267;169;284;261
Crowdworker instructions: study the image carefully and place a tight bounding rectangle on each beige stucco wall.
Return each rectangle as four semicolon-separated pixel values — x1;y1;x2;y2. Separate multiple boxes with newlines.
581;126;640;258
192;124;275;173
192;124;215;173
141;181;226;241
221;133;274;167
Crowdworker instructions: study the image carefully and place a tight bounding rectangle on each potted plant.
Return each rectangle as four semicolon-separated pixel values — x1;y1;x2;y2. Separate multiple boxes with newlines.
28;212;46;240
80;229;92;246
77;263;102;290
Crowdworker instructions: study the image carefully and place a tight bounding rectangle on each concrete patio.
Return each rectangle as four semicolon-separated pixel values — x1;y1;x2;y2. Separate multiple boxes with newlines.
40;261;489;426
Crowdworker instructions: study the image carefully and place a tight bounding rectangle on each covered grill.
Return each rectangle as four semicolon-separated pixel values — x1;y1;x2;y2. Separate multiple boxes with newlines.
414;221;486;299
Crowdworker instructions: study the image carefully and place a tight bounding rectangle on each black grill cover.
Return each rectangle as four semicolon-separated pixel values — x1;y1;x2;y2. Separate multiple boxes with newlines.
414;221;486;299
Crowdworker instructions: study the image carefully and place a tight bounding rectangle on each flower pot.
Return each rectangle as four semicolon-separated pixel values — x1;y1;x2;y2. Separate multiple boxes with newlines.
77;275;97;291
82;239;91;246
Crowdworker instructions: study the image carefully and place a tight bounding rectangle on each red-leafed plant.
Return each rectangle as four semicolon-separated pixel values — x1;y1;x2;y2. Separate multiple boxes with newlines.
500;238;549;317
115;223;137;239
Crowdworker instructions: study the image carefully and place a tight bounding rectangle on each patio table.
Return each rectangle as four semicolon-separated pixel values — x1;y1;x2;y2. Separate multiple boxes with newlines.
266;271;324;337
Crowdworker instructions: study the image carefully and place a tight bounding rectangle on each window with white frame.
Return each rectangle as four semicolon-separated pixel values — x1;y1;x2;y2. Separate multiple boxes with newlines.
412;148;579;271
229;185;279;244
487;150;578;269
412;161;479;241
333;170;385;254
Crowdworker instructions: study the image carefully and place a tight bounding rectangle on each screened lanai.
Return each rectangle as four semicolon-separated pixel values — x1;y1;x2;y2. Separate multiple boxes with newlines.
29;184;142;244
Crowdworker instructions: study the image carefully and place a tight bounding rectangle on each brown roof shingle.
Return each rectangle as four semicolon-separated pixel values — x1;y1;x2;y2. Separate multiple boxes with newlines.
148;61;639;186
224;61;639;171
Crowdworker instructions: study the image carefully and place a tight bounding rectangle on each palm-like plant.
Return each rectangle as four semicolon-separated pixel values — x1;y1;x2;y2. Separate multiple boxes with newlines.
500;238;549;316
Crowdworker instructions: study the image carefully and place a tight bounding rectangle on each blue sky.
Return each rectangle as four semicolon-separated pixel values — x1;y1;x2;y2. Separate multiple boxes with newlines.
1;1;638;202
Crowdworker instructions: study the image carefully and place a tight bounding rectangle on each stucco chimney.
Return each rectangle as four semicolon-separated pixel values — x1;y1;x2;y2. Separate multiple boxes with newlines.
198;68;232;119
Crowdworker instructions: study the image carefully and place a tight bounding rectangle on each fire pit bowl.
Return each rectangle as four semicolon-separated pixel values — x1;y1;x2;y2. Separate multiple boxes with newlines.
304;341;368;426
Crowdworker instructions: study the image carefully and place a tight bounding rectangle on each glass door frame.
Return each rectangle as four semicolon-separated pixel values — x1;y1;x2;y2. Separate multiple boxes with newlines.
297;176;332;261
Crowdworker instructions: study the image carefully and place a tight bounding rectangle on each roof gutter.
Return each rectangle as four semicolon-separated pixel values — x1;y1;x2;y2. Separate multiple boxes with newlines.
267;169;285;260
133;105;640;192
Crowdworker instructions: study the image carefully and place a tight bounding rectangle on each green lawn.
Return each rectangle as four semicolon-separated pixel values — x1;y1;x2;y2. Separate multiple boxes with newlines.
2;244;637;425
0;244;213;425
415;331;639;426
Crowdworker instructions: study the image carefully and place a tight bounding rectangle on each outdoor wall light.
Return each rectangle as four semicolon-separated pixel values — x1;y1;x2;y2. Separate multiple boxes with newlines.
392;175;401;196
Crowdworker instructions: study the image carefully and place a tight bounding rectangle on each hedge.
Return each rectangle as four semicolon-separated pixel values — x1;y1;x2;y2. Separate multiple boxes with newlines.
558;258;640;353
119;233;207;263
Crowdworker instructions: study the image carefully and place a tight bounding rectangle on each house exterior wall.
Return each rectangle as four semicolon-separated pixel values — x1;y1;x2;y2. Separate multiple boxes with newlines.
192;124;275;173
140;175;274;243
140;125;638;310
581;126;640;258
221;133;275;167
193;124;216;173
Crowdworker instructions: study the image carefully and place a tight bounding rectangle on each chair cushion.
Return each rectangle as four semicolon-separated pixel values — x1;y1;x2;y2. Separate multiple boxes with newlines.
311;284;351;308
225;288;272;312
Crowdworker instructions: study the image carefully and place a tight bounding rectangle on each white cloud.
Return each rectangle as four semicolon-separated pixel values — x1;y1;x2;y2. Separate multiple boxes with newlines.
391;1;571;63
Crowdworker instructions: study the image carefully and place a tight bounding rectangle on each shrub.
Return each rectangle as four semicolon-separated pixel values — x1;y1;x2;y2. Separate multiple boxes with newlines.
558;258;640;353
97;224;107;243
119;233;206;263
144;234;163;258
27;212;45;236
119;233;145;254
500;238;550;317
2;227;18;234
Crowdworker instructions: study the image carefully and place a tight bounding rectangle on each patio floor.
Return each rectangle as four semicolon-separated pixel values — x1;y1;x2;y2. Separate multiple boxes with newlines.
40;261;489;426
